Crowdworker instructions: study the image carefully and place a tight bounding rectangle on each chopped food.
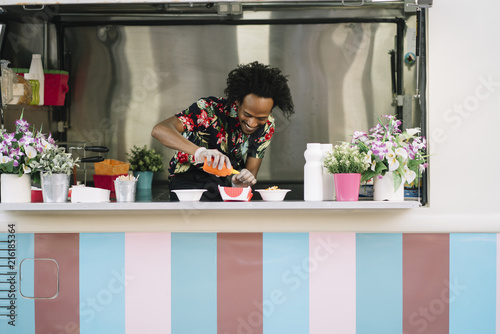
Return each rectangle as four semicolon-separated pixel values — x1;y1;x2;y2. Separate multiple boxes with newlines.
265;186;280;190
116;174;136;181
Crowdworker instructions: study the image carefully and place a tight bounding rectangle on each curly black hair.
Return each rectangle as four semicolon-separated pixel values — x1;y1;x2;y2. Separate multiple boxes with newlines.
224;61;295;119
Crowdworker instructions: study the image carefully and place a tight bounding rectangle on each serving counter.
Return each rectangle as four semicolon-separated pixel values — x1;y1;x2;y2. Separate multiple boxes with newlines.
0;200;421;211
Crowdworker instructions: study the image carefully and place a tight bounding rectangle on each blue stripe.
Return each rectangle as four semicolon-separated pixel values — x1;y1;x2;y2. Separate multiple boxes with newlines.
171;233;217;334
449;233;496;334
263;233;309;334
80;233;125;334
356;233;402;334
0;233;35;333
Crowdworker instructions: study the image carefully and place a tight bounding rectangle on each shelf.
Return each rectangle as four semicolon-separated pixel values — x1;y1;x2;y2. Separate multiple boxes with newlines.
0;200;420;211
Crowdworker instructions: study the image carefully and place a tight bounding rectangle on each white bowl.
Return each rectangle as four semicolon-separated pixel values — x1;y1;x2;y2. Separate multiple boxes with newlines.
171;189;207;201
255;189;291;201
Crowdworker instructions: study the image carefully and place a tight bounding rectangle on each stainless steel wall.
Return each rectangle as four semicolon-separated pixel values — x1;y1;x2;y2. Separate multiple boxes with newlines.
64;17;412;181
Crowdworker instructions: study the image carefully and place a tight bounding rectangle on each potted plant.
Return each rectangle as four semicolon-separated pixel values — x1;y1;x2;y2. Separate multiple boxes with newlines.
323;142;371;201
0;114;52;203
352;114;428;201
29;145;79;202
126;145;164;189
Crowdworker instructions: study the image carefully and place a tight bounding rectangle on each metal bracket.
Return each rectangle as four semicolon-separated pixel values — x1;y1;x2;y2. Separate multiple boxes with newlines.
342;0;365;6
218;2;243;15
22;4;45;11
406;0;433;10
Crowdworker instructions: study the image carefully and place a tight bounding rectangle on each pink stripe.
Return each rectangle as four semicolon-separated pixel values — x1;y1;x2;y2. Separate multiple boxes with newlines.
125;233;171;333
309;233;356;334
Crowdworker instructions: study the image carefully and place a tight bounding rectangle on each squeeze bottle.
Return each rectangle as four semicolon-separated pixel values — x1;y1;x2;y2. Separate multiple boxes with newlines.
321;143;335;201
26;54;44;105
304;143;323;201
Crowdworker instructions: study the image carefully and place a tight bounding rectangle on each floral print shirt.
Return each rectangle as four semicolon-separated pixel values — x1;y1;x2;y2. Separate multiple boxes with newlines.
168;96;275;175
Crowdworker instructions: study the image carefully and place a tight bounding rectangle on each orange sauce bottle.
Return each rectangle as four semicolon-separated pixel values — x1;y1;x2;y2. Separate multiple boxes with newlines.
203;158;240;177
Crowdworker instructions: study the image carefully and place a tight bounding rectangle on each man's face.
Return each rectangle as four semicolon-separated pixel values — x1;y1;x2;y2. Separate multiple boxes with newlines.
236;93;274;135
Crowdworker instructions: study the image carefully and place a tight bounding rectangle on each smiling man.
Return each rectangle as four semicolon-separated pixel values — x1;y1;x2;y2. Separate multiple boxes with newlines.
152;61;295;201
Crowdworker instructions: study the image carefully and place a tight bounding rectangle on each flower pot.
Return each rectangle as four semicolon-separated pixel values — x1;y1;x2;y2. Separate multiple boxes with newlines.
333;173;361;201
136;188;153;202
41;173;70;203
133;171;154;190
1;173;32;203
114;179;137;202
373;171;404;201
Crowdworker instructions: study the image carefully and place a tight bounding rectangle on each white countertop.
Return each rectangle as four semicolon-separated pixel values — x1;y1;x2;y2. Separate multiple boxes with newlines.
0;200;420;211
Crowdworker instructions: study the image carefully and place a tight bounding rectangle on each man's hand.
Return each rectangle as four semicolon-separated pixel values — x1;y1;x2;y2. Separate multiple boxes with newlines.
194;147;231;170
232;169;257;187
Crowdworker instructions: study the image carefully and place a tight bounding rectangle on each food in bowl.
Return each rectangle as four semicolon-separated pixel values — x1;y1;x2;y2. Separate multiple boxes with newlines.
265;186;280;190
171;189;207;201
255;189;291;201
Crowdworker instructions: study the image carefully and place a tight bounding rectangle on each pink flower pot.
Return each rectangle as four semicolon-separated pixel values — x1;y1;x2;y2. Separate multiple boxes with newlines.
334;173;361;201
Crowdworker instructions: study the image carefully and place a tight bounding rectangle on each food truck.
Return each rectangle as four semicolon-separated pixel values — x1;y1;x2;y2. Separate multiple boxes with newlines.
0;0;499;333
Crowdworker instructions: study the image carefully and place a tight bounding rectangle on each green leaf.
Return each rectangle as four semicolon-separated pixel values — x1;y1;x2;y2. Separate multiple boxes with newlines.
393;172;402;191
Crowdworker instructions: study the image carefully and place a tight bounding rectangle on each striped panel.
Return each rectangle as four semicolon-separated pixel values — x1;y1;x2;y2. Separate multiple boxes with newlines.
263;233;309;334
0;233;35;333
356;233;402;334
80;233;125;334
35;233;80;334
449;233;496;334
217;233;263;334
309;232;356;334
498;234;500;334
125;232;171;334
171;233;217;334
403;233;449;334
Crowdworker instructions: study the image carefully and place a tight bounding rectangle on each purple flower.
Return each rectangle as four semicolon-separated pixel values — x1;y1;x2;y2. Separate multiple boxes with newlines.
47;133;55;145
369;123;384;134
2;133;16;146
352;131;368;143
0;141;8;155
412;137;427;150
392;120;402;133
18;134;35;146
15;118;30;133
408;145;417;160
381;114;396;121
371;141;389;160
8;147;23;159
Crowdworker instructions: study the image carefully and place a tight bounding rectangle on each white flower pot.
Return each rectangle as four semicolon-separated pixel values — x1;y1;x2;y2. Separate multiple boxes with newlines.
41;173;70;203
1;173;32;203
373;172;404;201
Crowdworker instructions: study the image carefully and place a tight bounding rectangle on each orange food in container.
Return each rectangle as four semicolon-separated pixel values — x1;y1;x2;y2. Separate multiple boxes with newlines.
93;159;130;197
94;159;130;176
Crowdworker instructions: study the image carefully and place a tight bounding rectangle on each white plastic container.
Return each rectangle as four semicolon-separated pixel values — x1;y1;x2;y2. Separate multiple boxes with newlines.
304;143;323;201
70;186;110;203
321;143;335;201
26;54;44;105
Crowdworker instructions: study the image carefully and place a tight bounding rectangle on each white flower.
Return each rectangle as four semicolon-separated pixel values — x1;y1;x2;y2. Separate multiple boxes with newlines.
41;138;49;148
404;164;416;184
0;155;11;163
23;164;32;174
406;128;421;136
395;147;408;162
363;150;372;165
386;149;399;172
24;145;38;159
